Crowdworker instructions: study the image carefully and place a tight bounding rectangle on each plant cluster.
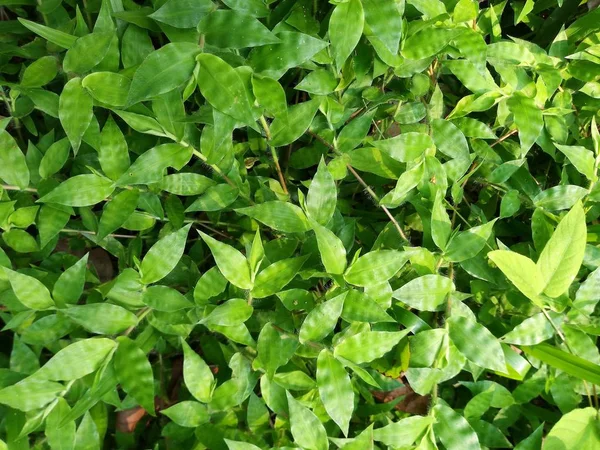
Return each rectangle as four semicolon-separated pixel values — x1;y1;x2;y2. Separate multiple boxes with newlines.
1;0;600;449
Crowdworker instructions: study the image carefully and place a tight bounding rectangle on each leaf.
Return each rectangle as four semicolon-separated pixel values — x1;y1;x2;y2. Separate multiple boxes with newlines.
257;324;299;378
374;132;435;162
98;189;139;240
555;144;595;180
63;304;138;334
114;336;155;415
39;137;70;179
544;407;600;450
522;344;600;386
432;403;481;450
185;184;239;212
161;401;209;427
53;254;88;306
0;378;63;411
82;72;131;107
448;315;506;372
286;391;329;450
3;268;54;310
311;219;347;275
393;275;455;311
201;298;253;326
74;411;99;450
117;143;192;186
140;224;191;284
248;31;329;78
143;286;192;312
252;256;307;298
445;220;496;262
21;56;58;87
160;173;215;196
39;174;115;207
373;416;434;447
199;231;252;289
149;0;213;28
507;93;544;155
199;11;280;49
362;0;402;54
63;32;115;74
402;28;458;59
344;250;408;287
196;53;256;127
59;78;93;153
0;130;29;189
270;99;320;147
46;397;76;450
488;250;544;304
537;202;586;298
307;158;337;225
330;0;364;69
334;330;410;364
181;338;214;403
252;75;288;120
236;201;310;233
128;43;200;105
225;440;262;450
431;119;470;160
299;293;346;343
36;338;116;381
534;185;588;211
18;18;77;49
317;350;354;435
431;191;452;250
502;313;556;345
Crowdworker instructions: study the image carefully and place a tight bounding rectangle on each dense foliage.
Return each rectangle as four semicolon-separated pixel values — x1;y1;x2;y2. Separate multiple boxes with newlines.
1;0;600;448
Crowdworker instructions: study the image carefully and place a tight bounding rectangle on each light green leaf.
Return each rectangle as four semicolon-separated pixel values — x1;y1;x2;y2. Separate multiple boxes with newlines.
74;411;99;450
52;254;88;306
393;275;454;311
431;119;470;160
317;350;354;435
181;338;214;403
63;304;138;335
252;256;307;298
82;72;131;107
236;201;310;233
373;416;434;447
544;407;600;450
330;0;364;69
39;137;70;179
58;78;93;153
488;250;544;304
299;293;346;343
0;130;30;190
161;401;209;427
433;403;480;450
311;219;347;275
140;224;191;284
21;56;58;87
39;174;115;207
63;32;115;74
257;323;299;378
334;330;410;364
362;0;402;54
149;0;213;28
160;173;215;196
3;268;54;310
507;93;544;155
374;132;435;162
534;185;588;211
344;250;408;287
199;231;252;289
286;391;329;450
307;158;336;226
445;219;496;262
98;189;139;240
17;18;77;49
143;286;193;312
0;378;63;411
270;99;320;147
431;191;452;250
114;336;155;415
402;28;458;59
555;143;595;180
116;143;192;186
201;299;253;326
199;10;280;49
502;313;557;346
537;202;586;298
448;315;506;372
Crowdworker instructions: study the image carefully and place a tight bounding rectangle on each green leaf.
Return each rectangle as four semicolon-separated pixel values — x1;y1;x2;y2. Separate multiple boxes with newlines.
39;137;70;179
181;338;214;403
448;315;506;372
252;75;288;121
393;275;455;311
98;189;139;240
59;78;93;153
431;191;452;250
46;397;76;450
488;250;544;304
445;220;496;262
161;401;209;427
36;338;116;381
0;378;63;411
317;350;354;435
63;304;138;334
140;224;191;284
334;330;410;364
299;293;346;343
402;27;457;59
507;93;544;155
128;43;200;105
143;285;193;312
53;254;88;306
544;407;600;450
270;99;320;147
149;0;213;28
431;119;470;160
252;255;307;298
17;18;77;49
0;130;30;189
248;31;329;79
374;132;435;162
114;336;155;414
3;268;54;310
373;416;434;447
39;174;115;207
522;344;600;386
21;56;58;87
98;115;130;181
330;0;364;69
63;32;115;74
432;403;481;450
201;298;253;326
236;201;310;233
196;53;256;128
537;202;586;298
74;411;99;450
160;173;215;196
185;184;239;212
502;313;556;345
286;391;329;450
344;250;408;287
311;219;347;275
117;143;192;186
199;231;252;289
534;185;588;211
199;10;280;49
307;158;336;226
555;144;595;180
257;324;298;378
225;440;262;450
362;0;402;54
82;72;131;107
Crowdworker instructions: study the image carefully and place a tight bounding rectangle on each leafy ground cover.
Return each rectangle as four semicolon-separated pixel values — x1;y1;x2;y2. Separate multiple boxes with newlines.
1;0;600;448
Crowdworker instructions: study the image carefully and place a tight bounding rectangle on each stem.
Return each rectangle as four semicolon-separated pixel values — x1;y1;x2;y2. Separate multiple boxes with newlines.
2;184;38;193
61;228;137;239
260;116;288;195
123;307;151;336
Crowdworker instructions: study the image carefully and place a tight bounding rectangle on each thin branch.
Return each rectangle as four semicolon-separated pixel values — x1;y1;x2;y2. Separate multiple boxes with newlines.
61;229;138;239
260;116;288;195
2;184;38;193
